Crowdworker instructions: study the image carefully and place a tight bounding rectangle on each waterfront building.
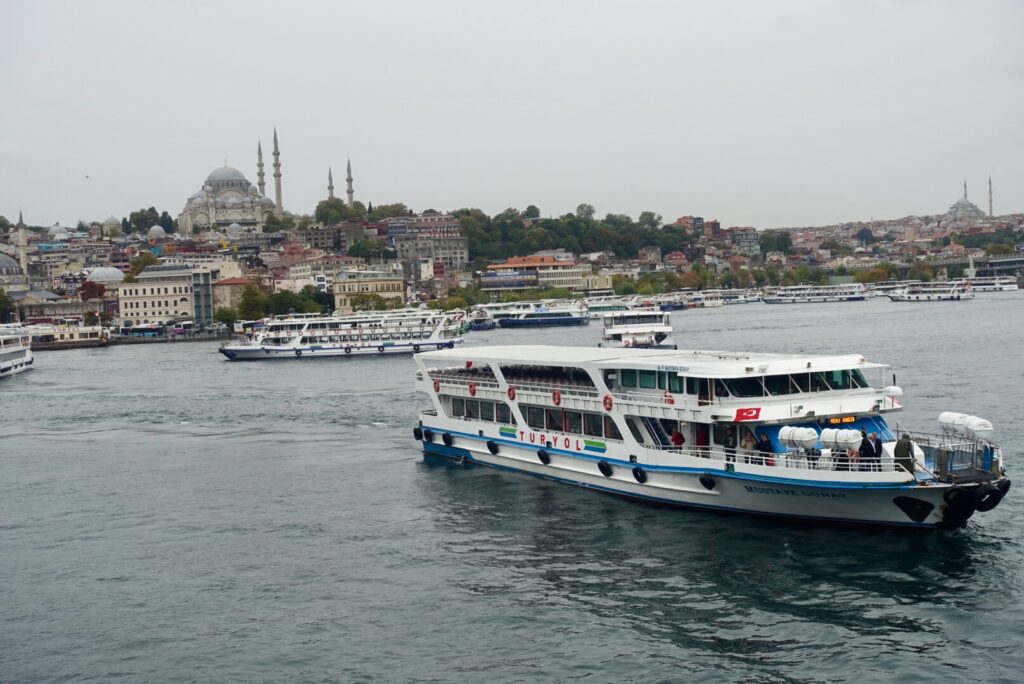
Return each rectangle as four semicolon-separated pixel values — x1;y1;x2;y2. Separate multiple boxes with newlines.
333;269;406;313
480;255;593;294
118;265;194;326
212;277;256;312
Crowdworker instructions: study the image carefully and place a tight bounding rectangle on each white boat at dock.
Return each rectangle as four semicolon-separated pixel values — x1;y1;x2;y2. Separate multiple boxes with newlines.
219;309;465;360
0;329;34;377
763;283;868;304
412;345;1009;529
887;280;973;302
966;276;1018;292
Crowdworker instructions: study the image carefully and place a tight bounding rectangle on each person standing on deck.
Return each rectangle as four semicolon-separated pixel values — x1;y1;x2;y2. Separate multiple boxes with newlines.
724;427;738;462
894;433;916;476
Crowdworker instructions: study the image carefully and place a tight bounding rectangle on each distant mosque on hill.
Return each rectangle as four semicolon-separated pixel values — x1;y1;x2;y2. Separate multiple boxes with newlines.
177;128;354;235
946;178;992;225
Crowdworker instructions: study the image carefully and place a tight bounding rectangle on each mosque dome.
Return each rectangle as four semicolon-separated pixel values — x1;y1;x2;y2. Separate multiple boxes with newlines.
103;216;120;226
147;225;167;238
0;253;22;276
206;166;249;184
48;224;69;236
226;222;243;234
87;266;125;283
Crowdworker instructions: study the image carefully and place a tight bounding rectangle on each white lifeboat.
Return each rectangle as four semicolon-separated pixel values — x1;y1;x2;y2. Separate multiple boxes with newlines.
819;428;863;450
938;411;994;439
778;425;819;449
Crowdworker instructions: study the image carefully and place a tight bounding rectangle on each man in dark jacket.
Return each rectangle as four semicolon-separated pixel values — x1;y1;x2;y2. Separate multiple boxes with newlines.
858;434;875;471
894;433;915;475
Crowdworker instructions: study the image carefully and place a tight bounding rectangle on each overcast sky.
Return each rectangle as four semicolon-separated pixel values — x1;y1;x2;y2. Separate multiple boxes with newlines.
2;0;1021;230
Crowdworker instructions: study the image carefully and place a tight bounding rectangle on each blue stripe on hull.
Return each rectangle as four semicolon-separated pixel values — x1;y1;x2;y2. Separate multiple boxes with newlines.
420;441;932;529
497;317;588;328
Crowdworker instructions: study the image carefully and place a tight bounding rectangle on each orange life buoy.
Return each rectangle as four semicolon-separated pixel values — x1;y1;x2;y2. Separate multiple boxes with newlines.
432;379;440;392
603;394;614;411
507;386;516;401
552;390;562;406
664;391;675;405
469;383;477;396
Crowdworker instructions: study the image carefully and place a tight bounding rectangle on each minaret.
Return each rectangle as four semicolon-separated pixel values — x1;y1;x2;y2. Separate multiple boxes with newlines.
328;167;335;199
988;176;993;217
346;157;354;208
272;128;283;214
257;141;266;196
963;180;968;200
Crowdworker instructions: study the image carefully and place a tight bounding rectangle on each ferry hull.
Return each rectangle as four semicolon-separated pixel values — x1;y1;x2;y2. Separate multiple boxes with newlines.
220;339;462;360
0;350;34;377
417;429;999;529
497;317;589;328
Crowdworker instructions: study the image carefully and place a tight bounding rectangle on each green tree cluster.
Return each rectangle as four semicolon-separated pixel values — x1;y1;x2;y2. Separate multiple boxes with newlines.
0;288;14;323
121;252;159;282
236;283;326;319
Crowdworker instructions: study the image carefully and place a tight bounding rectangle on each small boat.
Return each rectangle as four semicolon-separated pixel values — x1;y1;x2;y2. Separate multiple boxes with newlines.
467;309;497;331
0;329;34;377
600;310;674;348
412;345;1009;529
887;281;973;302
219;309;465;360
496;303;589;328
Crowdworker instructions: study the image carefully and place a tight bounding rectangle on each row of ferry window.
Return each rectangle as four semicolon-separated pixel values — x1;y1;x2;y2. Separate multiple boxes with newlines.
269;320;435;332
299;332;434;343
450;397;624;440
614;368;870;397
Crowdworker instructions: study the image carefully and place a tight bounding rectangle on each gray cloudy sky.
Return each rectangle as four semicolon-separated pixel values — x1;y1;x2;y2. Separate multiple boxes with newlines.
2;0;1021;229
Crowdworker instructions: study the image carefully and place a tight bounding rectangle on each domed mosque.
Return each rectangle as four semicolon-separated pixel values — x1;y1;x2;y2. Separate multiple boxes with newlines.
177;129;285;235
946;180;986;226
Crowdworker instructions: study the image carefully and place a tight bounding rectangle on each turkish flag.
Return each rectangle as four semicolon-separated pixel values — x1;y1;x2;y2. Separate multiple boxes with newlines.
734;407;761;422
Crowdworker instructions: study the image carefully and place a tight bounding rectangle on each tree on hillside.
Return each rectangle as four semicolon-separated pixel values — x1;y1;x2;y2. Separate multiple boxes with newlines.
79;281;106;301
366;203;409;222
159;211;174;233
638;211;663;230
315;197;363;225
129;207;161;233
576;203;596;220
0;288;14;323
523;205;541;219
347;239;395;260
855;227;877;244
238;284;269;320
122;252;159;282
214;307;237;328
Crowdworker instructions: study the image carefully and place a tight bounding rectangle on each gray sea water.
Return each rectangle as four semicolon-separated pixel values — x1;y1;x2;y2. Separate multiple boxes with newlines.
2;294;1023;683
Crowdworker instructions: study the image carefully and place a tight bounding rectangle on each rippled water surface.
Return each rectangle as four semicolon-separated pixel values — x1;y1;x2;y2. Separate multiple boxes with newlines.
2;294;1023;682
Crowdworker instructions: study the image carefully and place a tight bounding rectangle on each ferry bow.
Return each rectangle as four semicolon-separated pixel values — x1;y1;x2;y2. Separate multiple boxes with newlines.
411;345;1009;529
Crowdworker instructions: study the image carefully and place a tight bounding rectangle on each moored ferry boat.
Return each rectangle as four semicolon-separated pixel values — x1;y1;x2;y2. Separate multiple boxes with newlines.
763;283;867;304
467;309;497;331
887;280;973;302
0;329;34;377
966;276;1019;292
600;310;674;348
496;303;589;328
412;345;1009;529
22;323;110;350
219;309;464;360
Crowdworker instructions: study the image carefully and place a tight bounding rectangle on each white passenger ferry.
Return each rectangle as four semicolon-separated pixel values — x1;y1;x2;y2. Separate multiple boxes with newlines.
496;303;589;328
887;280;973;302
412;345;1009;529
0;329;34;377
219;309;464;360
600;310;674;348
763;283;868;304
966;276;1018;292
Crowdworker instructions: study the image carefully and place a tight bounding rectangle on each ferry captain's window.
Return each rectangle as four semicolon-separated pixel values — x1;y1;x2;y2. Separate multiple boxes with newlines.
639;370;657;390
620;369;638;388
480;401;495;422
451;397;465;417
527;406;545;430
545;408;563;431
495;403;512;424
584;413;603;437
564;411;583;434
714;379;731;397
764;375;794;396
465;400;480;420
722;376;764;397
604;416;623;440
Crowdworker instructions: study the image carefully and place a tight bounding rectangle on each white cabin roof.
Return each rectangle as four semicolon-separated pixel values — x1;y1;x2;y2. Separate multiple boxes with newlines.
420;345;886;378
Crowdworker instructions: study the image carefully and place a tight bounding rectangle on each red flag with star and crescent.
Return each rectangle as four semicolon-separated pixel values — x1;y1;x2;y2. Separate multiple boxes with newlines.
734;407;761;422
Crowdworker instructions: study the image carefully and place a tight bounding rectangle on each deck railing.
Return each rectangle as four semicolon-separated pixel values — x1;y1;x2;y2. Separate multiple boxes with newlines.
655;445;906;473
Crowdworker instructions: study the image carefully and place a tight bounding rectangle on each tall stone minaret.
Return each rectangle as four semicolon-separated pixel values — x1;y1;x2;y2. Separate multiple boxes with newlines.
257;141;266;196
963;180;968;200
328;167;335;199
346;157;354;208
988;176;993;217
273;128;283;214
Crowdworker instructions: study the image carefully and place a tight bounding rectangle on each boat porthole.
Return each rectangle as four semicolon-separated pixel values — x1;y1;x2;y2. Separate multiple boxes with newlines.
598;460;613;477
442;433;454;447
413;427;423;441
486;440;499;455
537;449;551;465
699;474;716;490
632;467;647;484
422;429;434;443
414;345;420;353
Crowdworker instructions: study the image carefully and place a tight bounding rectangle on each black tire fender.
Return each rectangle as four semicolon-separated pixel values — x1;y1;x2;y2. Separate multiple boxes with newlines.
537;449;551;465
632;467;647;484
598;460;613;477
699;474;716;490
974;483;1003;512
442;432;454;447
422;429;434;443
413;427;423;441
486;440;499;455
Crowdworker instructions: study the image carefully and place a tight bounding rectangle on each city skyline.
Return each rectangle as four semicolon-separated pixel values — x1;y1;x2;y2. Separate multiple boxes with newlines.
2;0;1021;229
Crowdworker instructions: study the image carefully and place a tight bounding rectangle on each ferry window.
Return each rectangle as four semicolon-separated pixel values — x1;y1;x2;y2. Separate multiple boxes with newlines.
714;379;731;397
657;372;667;390
527;406;545;430
465;400;480;419
626;417;646;444
822;370;854;391
668;375;684;393
621;369;637;388
564;411;583;434
545;408;563;431
791;373;811;392
496;403;512;424
686;377;698;395
584;413;603;437
850;369;868;388
637;370;655;389
604;416;623;440
811;372;830;391
452;397;465;417
480;401;495;422
764;375;793;396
